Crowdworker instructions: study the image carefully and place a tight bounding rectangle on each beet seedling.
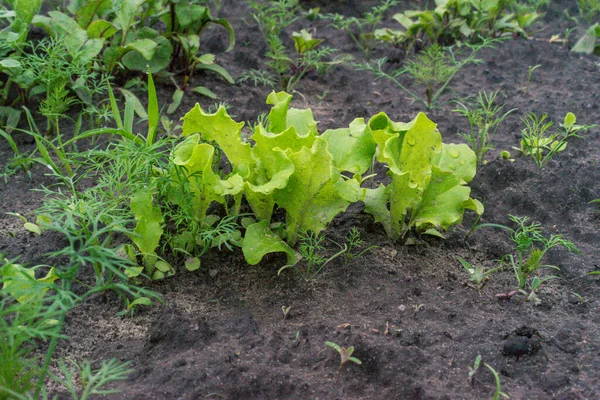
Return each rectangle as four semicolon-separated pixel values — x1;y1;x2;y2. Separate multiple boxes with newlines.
325;341;362;373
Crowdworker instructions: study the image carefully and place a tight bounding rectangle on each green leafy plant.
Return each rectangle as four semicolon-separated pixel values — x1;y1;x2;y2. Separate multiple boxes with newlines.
322;0;400;57
341;227;378;265
245;1;344;91
50;359;133;400
572;23;600;55
456;256;502;290
182;91;369;265
517;112;596;169
277;231;347;280
577;0;600;23
325;341;362;372
161;0;235;105
387;0;541;48
363;111;484;241
453;90;516;165
484;216;578;295
358;40;495;109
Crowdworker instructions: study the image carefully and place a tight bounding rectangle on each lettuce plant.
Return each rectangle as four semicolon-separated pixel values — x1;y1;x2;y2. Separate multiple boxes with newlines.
182;91;370;264
363;112;484;240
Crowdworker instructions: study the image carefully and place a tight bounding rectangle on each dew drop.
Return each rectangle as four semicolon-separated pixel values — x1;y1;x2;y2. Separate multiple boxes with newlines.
407;137;416;145
459;160;466;166
449;149;460;158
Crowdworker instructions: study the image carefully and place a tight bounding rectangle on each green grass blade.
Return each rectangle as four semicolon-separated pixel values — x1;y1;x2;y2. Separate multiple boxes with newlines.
107;82;123;129
0;128;18;156
146;70;158;146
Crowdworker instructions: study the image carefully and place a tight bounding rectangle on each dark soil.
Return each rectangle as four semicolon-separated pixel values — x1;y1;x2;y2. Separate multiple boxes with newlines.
1;1;600;399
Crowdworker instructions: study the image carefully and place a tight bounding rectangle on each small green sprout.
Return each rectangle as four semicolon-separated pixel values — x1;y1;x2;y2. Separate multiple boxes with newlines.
282;305;292;320
523;64;541;94
325;341;362;372
469;355;509;399
456;256;502;291
485;363;509;400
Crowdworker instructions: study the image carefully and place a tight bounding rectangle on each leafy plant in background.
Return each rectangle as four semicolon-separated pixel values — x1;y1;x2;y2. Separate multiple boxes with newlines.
363;111;484;241
322;0;400;57
358;40;496;109
160;0;235;106
572;23;600;55
0;0;42;46
453;90;516;165
31;0;235;107
517;112;596;169
577;0;600;23
240;28;345;92
385;0;541;49
245;1;344;91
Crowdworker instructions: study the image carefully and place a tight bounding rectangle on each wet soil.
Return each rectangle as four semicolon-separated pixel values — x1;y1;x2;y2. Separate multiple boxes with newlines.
1;0;600;399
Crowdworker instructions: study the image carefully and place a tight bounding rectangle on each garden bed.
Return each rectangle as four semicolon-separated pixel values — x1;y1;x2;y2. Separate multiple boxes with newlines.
1;0;600;398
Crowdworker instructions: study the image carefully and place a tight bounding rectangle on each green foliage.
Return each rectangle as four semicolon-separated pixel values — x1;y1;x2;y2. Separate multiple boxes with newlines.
456;256;501;290
484;216;578;298
363;112;484;241
385;0;541;48
49;359;133;400
572;23;600;55
0;0;42;45
182;91;364;251
453;90;516;165
577;0;600;23
161;0;235;94
358;40;494;109
517;112;596;169
244;1;345;91
322;0;400;57
29;0;235;104
325;341;362;371
0;227;156;398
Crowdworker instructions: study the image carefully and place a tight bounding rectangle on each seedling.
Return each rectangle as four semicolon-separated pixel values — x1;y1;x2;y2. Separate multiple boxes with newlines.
358;40;496;109
278;231;346;280
485;363;509;400
239;26;345;91
484;215;578;292
468;354;482;385
521;275;559;305
50;359;133;400
572;292;588;304
325;341;362;372
469;355;509;399
453;90;516;165
456;256;502;291
523;64;541;94
322;0;400;57
517;112;596;169
282;305;291;320
341;227;378;265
